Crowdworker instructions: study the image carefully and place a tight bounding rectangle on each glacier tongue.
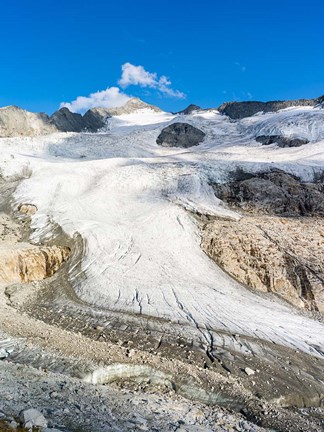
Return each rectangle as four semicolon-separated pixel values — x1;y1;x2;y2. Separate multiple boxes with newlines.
0;106;323;359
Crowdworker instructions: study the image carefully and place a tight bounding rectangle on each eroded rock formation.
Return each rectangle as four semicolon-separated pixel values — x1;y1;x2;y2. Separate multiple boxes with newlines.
156;122;205;148
202;216;324;312
0;245;71;284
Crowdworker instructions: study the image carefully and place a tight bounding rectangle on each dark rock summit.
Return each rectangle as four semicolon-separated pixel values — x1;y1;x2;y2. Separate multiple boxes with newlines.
177;104;201;115
218;95;324;119
82;109;107;131
256;135;309;148
50;108;88;133
156;122;205;148
213;169;324;216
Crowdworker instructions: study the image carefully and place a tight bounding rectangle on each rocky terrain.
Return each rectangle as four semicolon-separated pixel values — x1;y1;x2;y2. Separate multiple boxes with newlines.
156;122;205;147
212;169;324;216
202;216;324;312
0;98;160;137
218;95;324;119
0;106;57;137
0;96;323;432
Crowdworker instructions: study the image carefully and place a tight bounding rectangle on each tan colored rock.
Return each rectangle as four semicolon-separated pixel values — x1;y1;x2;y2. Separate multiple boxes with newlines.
18;203;38;216
202;216;324;312
0;245;70;284
0;106;57;137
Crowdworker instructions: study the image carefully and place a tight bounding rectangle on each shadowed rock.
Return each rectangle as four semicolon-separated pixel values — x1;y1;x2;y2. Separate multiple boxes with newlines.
213;169;324;216
156;122;205;148
177;104;201;115
50;108;87;133
218;95;324;119
256;135;309;147
83;108;108;131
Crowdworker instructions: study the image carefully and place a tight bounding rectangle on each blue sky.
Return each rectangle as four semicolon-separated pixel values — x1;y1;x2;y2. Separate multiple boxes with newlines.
1;0;323;113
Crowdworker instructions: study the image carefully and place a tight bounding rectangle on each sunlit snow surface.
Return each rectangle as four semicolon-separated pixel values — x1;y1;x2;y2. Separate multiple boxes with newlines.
1;106;324;358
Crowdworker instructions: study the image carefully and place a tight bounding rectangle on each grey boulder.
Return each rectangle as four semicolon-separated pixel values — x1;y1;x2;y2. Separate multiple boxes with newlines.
20;408;48;429
156;122;205;148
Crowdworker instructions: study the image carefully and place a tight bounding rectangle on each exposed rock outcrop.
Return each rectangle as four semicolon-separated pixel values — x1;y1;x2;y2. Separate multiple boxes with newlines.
213;169;324;216
0;245;71;284
17;203;38;216
202;216;324;312
0;98;161;137
218;95;324;119
156;122;205;148
50;107;87;133
177;104;201;115
85;97;162;122
0;106;57;137
255;135;309;148
82;108;107;131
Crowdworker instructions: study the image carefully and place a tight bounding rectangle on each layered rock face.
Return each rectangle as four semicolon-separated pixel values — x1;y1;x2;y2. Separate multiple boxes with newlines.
156;122;205;148
213;170;324;216
202;216;324;312
0;245;71;284
205;169;324;311
218;95;324;119
0;106;57;137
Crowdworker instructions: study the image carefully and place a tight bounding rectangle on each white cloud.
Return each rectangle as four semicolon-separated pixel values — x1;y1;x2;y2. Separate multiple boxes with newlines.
60;86;130;113
118;62;186;99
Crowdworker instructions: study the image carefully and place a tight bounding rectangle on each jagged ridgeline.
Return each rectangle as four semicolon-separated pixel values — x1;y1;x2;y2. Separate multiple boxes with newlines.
0;98;161;137
1;94;323;137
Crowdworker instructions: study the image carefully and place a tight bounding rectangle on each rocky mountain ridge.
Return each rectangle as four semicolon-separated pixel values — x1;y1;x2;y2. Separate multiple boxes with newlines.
0;98;161;137
1;94;323;137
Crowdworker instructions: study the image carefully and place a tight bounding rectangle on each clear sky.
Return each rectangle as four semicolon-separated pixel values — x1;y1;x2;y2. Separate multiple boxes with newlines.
1;0;323;114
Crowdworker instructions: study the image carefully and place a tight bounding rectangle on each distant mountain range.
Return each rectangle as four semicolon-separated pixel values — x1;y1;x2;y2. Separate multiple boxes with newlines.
0;95;323;137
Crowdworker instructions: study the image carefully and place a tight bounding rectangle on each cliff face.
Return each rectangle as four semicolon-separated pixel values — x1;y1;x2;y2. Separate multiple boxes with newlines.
206;170;324;311
202;216;324;312
0;245;71;284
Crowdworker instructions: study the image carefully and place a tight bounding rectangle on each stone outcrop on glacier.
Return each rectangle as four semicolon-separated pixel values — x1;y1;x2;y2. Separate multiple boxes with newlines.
255;135;309;147
213;170;324;216
156;122;205;147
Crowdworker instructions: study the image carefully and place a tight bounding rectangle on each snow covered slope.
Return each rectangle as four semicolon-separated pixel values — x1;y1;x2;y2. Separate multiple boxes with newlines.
0;105;324;359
